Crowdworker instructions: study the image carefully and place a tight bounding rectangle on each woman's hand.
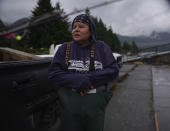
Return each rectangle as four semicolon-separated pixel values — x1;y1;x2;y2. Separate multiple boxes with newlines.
72;86;94;96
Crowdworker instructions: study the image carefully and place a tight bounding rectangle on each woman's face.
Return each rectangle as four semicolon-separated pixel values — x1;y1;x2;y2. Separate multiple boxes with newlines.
72;22;91;44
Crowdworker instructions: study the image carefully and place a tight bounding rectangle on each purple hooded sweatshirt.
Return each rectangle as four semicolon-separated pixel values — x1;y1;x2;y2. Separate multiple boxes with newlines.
48;15;119;91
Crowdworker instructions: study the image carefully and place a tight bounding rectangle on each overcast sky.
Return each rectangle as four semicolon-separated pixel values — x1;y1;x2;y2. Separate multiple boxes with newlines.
0;0;170;36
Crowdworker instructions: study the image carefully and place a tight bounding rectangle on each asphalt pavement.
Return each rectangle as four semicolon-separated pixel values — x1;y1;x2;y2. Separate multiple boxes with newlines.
152;65;170;131
104;64;155;131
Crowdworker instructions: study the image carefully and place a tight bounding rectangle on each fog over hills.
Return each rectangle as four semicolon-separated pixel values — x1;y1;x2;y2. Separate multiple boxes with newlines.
118;31;170;49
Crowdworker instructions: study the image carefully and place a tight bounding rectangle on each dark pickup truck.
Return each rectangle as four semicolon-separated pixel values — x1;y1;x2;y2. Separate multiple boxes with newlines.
0;48;59;131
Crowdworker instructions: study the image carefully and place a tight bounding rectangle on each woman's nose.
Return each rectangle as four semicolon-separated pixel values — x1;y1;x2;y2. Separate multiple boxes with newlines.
74;26;79;31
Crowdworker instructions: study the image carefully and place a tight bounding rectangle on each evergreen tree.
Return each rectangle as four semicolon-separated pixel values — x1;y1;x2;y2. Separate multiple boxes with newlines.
0;19;4;28
32;0;53;16
131;41;139;55
29;0;71;48
85;8;90;16
85;8;122;53
93;17;122;52
123;41;131;54
0;19;7;47
94;17;108;43
52;2;72;45
112;33;122;52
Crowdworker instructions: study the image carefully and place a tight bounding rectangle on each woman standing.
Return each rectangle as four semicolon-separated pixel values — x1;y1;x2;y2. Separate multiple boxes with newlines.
48;14;119;131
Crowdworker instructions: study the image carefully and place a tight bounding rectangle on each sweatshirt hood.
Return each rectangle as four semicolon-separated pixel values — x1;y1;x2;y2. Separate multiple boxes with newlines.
72;14;97;44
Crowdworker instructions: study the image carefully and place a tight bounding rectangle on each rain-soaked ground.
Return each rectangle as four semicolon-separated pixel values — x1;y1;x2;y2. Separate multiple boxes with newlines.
104;64;155;131
152;65;170;131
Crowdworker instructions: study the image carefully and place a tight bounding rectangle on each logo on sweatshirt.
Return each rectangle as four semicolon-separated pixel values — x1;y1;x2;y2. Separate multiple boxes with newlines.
68;60;103;72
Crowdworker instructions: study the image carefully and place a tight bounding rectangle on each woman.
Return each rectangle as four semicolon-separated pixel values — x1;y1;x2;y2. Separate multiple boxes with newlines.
48;14;119;131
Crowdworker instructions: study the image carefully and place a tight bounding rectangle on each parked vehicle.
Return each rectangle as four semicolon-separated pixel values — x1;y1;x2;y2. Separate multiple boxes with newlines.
112;53;123;68
0;48;59;131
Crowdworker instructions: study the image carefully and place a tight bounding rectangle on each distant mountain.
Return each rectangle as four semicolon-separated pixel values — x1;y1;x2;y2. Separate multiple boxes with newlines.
118;31;170;49
7;17;30;29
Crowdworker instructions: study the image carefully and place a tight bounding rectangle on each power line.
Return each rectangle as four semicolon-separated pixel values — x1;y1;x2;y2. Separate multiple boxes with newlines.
0;0;123;35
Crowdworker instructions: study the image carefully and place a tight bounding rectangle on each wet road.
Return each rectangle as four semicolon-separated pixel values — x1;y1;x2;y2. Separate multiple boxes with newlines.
104;65;155;131
152;65;170;131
